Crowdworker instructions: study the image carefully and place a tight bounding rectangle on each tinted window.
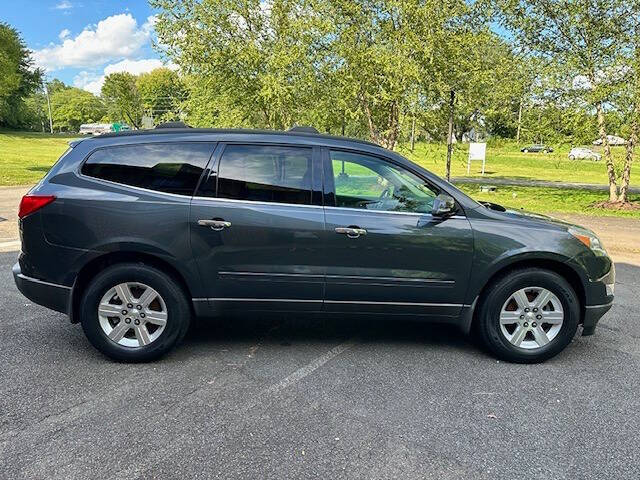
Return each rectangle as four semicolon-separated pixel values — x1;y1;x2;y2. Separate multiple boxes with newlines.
330;150;437;214
217;145;313;205
82;143;212;195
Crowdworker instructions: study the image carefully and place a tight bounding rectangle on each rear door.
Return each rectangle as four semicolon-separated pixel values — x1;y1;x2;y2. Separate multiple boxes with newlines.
322;148;474;317
190;143;325;312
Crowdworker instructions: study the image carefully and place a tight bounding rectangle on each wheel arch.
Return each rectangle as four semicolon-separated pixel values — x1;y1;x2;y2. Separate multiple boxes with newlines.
68;251;194;323
461;257;586;334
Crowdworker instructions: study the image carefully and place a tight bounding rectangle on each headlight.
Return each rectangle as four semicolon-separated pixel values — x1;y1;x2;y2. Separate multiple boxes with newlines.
569;227;607;254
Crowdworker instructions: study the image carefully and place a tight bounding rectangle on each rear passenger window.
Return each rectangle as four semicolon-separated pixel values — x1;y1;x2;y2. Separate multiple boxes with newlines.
82;143;212;196
217;145;313;205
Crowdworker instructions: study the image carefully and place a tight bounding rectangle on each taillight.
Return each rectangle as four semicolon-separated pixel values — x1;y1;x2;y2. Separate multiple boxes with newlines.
18;195;56;219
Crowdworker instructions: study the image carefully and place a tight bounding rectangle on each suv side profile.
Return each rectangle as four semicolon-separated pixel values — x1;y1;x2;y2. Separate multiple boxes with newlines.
13;128;614;363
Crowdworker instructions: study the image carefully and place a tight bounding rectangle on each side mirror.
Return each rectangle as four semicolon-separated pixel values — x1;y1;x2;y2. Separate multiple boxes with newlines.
432;194;455;217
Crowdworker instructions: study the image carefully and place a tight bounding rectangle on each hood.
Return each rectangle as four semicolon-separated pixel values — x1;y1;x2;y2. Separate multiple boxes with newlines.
479;202;584;231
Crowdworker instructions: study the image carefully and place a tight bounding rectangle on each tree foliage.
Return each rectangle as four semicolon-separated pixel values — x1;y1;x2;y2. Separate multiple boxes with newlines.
0;23;43;128
101;72;143;128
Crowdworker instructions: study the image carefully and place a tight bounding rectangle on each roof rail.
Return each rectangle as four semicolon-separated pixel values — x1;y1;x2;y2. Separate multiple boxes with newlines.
288;125;318;133
156;121;191;129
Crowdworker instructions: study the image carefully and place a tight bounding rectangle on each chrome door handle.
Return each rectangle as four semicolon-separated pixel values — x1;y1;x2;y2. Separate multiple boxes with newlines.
335;226;367;238
198;219;231;231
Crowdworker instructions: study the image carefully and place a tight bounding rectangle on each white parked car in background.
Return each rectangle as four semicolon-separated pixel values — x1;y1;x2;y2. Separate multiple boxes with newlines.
592;135;627;146
568;147;602;161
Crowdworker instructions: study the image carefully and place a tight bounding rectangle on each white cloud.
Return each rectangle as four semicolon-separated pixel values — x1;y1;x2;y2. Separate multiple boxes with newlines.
58;29;70;40
54;1;73;9
33;13;156;71
74;58;175;95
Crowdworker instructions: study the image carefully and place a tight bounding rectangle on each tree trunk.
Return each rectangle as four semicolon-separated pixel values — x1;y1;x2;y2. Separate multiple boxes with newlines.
596;102;618;202
446;90;455;182
620;106;638;203
410;114;416;152
516;98;523;144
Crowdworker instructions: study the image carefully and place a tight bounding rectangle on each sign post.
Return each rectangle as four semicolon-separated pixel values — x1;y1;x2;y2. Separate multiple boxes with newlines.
467;142;487;175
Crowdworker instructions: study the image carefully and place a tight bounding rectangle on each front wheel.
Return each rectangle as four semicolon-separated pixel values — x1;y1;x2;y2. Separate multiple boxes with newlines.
79;263;191;362
475;268;580;363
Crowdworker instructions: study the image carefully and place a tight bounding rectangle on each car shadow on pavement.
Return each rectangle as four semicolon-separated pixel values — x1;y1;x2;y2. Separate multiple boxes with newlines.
183;313;478;356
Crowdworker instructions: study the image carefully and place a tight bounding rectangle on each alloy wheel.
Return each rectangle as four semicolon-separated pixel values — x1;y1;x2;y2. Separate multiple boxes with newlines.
97;282;168;348
499;286;564;350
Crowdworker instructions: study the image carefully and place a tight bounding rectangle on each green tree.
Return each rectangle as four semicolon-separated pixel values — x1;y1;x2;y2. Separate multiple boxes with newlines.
493;0;640;203
101;72;143;128
152;0;330;130
137;67;186;124
50;87;106;132
0;22;43;128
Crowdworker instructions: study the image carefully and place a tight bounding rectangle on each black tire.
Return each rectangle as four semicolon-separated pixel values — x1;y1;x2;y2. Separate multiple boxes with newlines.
569;155;575;161
475;268;580;363
80;263;191;362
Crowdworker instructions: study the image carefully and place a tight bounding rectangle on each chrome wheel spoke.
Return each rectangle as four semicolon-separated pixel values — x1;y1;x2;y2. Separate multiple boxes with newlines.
137;287;158;309
134;324;151;346
99;303;123;317
108;321;130;342
512;289;530;310
115;283;134;305
145;310;167;326
541;311;563;324
510;326;528;346
532;326;550;346
499;311;521;324
533;289;552;309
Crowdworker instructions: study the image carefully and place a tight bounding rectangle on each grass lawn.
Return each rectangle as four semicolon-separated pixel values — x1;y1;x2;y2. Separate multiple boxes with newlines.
458;185;640;218
0;130;74;186
398;141;637;187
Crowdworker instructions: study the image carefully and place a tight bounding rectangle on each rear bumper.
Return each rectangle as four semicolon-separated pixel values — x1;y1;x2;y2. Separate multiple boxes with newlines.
13;262;70;315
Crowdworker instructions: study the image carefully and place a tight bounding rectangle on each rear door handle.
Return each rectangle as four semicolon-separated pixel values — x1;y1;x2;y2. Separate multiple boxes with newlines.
198;219;231;231
335;226;367;238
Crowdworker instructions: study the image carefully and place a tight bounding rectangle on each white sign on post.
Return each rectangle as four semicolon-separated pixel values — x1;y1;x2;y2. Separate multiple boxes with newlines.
467;142;487;175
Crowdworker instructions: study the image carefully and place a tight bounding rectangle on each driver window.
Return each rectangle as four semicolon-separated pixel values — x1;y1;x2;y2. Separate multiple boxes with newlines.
330;150;437;214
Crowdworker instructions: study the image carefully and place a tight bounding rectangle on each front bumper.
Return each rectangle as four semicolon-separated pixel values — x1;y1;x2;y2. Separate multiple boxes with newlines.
13;262;71;314
582;301;613;336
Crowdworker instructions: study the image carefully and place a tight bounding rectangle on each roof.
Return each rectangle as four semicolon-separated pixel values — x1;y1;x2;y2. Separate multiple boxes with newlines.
91;127;381;149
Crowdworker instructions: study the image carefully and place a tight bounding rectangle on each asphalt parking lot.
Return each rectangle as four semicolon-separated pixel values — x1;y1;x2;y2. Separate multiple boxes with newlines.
1;251;639;479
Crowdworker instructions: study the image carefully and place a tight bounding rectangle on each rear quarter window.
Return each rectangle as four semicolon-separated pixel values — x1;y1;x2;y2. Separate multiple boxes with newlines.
81;143;213;196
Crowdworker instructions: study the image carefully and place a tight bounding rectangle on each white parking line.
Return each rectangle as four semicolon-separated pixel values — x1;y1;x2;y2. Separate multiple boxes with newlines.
238;340;356;413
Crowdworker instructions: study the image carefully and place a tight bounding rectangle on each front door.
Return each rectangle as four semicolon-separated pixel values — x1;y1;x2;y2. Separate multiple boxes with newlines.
322;149;474;317
190;143;325;312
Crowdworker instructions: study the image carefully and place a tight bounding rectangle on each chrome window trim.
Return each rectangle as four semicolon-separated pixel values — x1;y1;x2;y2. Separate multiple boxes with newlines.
191;195;324;209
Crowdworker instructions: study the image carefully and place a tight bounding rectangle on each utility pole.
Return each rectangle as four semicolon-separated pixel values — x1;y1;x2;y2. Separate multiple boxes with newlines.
516;98;523;144
446;90;455;182
45;85;53;134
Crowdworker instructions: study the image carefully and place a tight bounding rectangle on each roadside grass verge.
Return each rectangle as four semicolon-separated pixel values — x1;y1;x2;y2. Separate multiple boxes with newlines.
457;184;640;218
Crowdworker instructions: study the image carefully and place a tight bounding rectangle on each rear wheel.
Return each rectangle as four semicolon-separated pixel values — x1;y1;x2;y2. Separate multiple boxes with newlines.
80;263;191;362
475;268;580;363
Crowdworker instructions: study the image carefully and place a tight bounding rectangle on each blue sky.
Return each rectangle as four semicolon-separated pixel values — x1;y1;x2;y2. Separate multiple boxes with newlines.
0;1;167;94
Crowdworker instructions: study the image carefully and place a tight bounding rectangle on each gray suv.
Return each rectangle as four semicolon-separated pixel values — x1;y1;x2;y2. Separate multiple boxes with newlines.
13;127;614;363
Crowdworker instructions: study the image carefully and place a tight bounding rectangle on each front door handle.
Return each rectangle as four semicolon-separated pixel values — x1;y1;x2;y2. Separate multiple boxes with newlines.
335;226;367;238
198;219;231;231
